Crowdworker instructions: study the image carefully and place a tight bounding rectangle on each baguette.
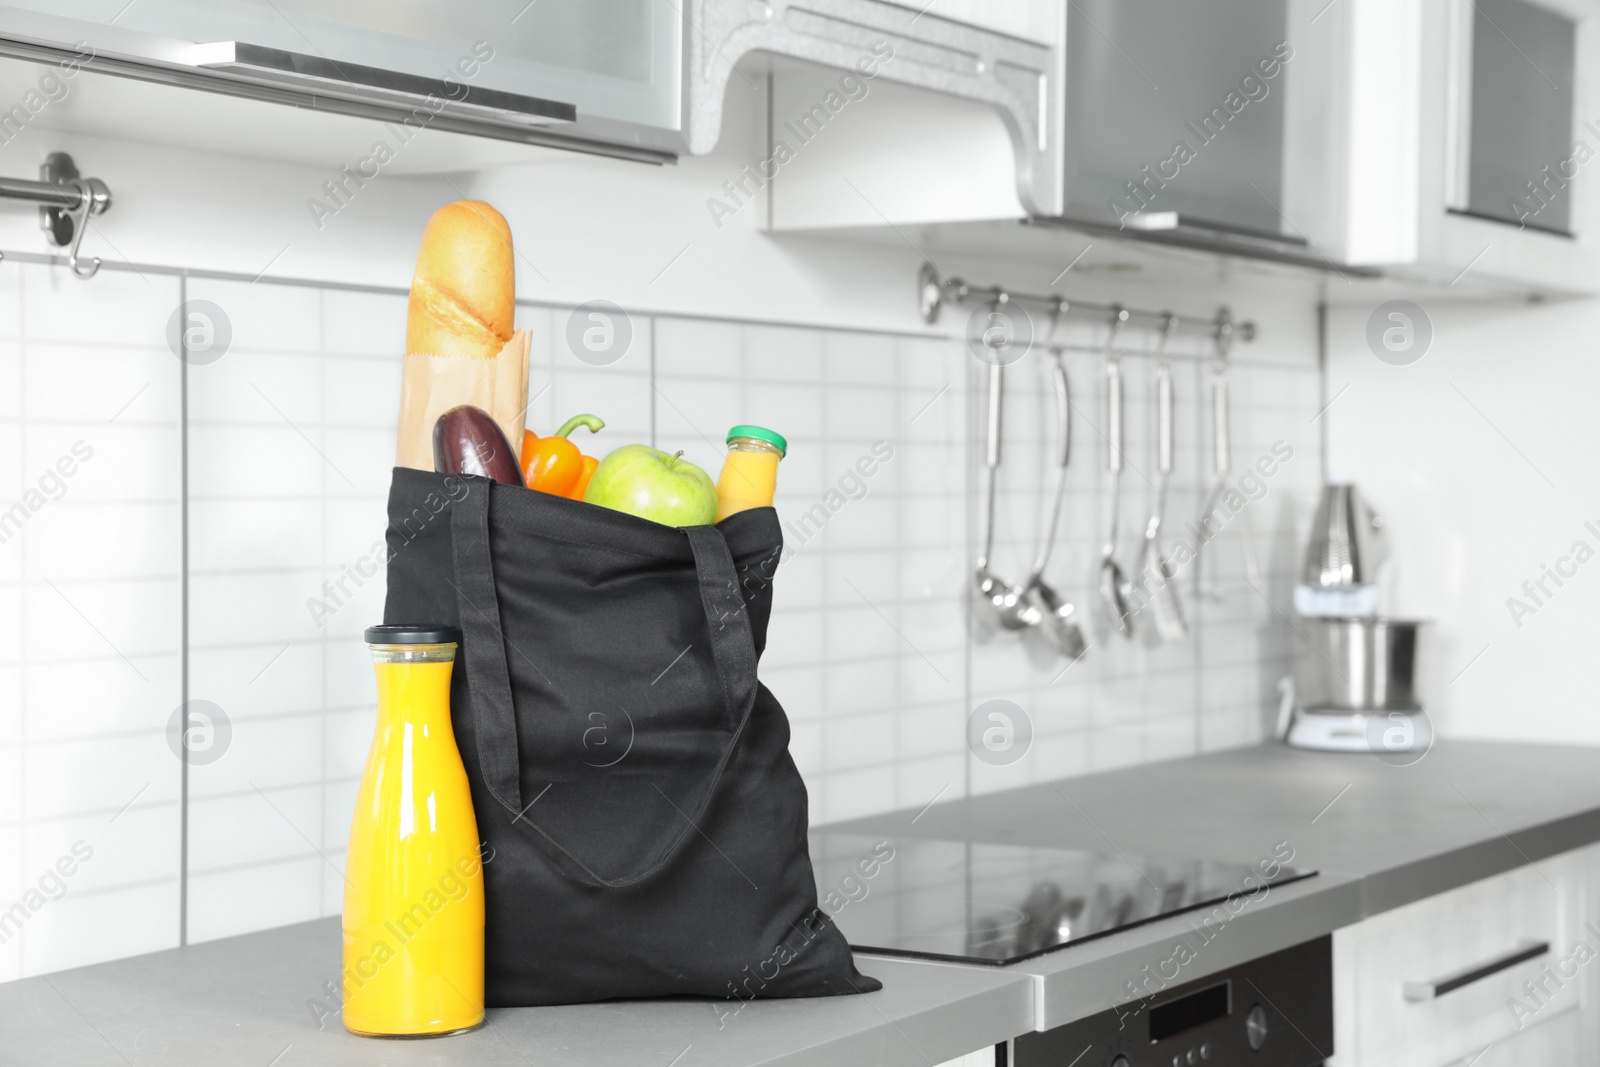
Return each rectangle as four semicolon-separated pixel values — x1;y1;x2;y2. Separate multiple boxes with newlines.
406;200;515;360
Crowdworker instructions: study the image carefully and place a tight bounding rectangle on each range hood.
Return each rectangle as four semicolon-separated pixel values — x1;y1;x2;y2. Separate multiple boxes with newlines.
1037;0;1349;272
765;0;1366;278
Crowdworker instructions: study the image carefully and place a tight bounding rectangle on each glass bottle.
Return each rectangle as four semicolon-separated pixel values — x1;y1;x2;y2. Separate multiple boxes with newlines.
715;425;787;522
343;625;484;1037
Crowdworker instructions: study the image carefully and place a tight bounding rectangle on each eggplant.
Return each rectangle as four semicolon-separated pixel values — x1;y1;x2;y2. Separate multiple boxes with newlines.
432;405;523;485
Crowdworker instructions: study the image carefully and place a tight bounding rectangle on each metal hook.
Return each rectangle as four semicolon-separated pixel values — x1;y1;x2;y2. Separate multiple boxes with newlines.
1043;298;1070;353
64;177;110;280
1105;304;1129;359
1160;312;1179;351
1212;307;1235;364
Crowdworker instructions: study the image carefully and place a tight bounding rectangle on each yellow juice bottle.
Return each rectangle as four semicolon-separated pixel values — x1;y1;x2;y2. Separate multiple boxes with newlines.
715;425;787;522
343;625;484;1037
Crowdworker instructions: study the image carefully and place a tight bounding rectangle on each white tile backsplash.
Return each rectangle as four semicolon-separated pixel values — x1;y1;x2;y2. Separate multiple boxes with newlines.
1;257;1321;981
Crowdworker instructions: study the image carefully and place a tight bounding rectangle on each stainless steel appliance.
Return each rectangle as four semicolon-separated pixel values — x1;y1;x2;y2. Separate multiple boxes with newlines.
1013;936;1333;1067
1294;482;1383;618
1285;615;1431;754
1284;482;1430;753
1292;617;1424;713
1303;483;1382;589
809;833;1314;966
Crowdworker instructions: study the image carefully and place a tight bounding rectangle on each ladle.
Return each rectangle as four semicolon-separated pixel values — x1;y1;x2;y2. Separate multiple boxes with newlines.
972;296;1039;630
1140;316;1188;643
1022;303;1087;660
1095;308;1135;641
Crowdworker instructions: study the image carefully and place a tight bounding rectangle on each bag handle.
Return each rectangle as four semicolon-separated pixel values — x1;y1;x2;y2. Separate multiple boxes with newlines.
683;524;759;735
449;479;526;815
449;480;761;888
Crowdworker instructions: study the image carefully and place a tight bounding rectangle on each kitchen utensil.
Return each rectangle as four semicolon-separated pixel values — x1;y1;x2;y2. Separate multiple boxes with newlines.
973;332;1039;631
1022;308;1088;660
1139;317;1187;643
1095;308;1135;641
1195;313;1259;600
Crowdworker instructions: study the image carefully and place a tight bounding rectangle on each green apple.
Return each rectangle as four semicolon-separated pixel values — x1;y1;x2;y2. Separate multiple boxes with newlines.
584;445;717;526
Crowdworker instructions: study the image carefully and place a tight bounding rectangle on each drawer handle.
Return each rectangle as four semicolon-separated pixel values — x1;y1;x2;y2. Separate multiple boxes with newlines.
1403;940;1550;1002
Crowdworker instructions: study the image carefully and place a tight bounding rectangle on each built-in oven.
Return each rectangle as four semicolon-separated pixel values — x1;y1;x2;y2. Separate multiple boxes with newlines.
1013;936;1333;1067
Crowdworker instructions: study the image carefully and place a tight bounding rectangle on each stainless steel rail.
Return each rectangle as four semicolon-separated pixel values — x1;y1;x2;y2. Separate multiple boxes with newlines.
0;152;113;279
917;261;1257;345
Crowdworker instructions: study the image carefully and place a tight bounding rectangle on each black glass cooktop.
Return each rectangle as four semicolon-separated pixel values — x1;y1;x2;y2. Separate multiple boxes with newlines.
809;832;1316;967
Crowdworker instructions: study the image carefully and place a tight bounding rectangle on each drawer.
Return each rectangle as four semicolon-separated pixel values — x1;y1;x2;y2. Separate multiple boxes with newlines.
1469;1005;1588;1067
1332;851;1589;1067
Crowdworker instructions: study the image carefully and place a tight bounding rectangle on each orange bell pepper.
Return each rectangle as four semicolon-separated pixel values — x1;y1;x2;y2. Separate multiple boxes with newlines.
570;454;600;500
522;414;604;498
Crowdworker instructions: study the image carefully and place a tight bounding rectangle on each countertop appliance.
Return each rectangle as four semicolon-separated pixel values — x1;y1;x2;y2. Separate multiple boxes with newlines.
1285;483;1430;754
1014;936;1333;1067
809;833;1314;966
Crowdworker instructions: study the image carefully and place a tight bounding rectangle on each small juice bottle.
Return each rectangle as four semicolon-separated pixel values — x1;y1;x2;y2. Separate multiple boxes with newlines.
715;425;787;521
343;625;484;1037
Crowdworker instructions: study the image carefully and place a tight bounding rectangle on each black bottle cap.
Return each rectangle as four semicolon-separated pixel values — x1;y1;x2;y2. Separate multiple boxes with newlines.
364;624;462;645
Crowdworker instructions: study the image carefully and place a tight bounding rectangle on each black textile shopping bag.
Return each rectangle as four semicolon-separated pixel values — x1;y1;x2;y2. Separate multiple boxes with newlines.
381;468;878;1006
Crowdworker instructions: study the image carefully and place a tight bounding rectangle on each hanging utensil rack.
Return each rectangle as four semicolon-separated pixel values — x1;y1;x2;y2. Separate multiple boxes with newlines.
916;262;1256;346
0;152;113;279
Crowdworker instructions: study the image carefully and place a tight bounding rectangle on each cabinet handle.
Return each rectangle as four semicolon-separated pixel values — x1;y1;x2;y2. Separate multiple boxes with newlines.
1403;940;1549;1002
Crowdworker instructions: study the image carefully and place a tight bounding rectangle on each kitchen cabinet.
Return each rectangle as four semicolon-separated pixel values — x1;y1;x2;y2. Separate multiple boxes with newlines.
1293;0;1600;295
1328;842;1600;1066
765;0;1600;293
0;1;680;160
0;0;1058;176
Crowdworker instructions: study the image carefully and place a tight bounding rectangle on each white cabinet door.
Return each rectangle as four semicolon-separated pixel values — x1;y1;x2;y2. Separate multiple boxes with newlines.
1330;844;1600;1067
1304;0;1600;294
0;0;682;151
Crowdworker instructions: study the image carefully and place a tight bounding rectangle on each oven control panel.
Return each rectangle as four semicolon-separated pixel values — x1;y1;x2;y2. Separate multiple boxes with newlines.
1014;936;1331;1067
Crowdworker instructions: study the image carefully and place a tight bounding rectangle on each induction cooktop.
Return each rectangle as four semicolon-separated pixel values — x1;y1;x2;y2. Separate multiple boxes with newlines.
809;832;1316;967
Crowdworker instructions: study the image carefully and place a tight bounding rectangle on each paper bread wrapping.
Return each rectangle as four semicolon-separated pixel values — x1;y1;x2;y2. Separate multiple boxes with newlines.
395;330;530;472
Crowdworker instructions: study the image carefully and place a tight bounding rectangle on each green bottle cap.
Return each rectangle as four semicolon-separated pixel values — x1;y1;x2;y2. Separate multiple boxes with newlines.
726;424;787;456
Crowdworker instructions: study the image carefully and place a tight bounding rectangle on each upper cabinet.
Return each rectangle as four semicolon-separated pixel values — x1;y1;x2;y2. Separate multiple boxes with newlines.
1296;0;1600;294
0;0;1059;171
764;0;1600;295
6;0;1596;293
0;0;679;161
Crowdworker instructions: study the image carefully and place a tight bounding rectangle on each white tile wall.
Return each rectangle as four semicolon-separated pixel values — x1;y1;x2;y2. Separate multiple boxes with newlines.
183;277;402;947
0;259;183;982
0;264;1322;978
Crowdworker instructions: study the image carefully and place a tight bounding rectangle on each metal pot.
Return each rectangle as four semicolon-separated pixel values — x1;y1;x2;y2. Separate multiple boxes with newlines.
1291;618;1426;712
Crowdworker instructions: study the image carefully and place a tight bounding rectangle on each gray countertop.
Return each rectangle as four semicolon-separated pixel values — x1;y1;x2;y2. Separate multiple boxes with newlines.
0;917;1029;1067
835;737;1600;914
5;739;1600;1065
